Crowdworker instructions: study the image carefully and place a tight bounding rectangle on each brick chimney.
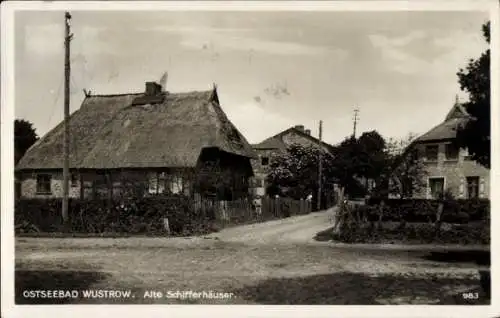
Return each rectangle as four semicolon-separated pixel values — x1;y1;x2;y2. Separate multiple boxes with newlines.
145;81;162;96
305;129;311;135
294;125;305;132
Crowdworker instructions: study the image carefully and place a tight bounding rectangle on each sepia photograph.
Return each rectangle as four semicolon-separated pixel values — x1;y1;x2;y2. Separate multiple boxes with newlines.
1;1;498;317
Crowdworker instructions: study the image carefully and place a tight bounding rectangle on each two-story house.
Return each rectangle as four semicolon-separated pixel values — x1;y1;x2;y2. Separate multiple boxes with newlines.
411;100;489;199
250;125;334;196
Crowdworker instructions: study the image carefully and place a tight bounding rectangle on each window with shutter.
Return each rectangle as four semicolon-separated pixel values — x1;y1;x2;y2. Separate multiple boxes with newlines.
479;177;485;197
466;176;479;199
148;172;158;194
459;178;465;198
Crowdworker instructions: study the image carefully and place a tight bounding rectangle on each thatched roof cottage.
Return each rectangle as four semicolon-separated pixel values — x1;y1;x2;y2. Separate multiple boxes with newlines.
16;81;257;200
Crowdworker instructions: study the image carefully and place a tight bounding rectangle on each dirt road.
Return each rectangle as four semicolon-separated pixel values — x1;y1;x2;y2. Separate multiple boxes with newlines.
205;208;336;244
14;208;490;305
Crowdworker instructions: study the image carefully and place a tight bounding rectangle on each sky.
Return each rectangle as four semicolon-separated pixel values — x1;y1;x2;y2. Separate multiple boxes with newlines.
14;9;490;146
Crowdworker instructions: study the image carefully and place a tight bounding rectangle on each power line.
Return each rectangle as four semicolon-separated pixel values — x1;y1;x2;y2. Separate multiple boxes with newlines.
46;76;64;129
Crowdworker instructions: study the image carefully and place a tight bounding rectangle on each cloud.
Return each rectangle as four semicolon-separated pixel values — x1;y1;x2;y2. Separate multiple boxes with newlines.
368;29;487;76
222;101;297;144
182;33;347;57
368;31;430;74
138;24;347;57
23;24;112;57
24;24;64;55
136;26;253;34
369;30;427;48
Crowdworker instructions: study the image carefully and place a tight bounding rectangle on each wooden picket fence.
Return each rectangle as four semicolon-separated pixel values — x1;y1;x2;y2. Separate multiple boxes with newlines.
195;196;313;228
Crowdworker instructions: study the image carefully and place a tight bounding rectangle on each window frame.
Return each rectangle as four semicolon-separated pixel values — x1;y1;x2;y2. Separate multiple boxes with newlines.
36;174;52;194
70;173;78;187
428;177;445;199
466;176;480;199
424;145;439;162
261;156;270;166
444;143;459;161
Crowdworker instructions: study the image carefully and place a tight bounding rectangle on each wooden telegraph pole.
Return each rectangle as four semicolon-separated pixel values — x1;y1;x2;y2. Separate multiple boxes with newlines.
62;12;73;230
353;107;359;138
317;120;323;211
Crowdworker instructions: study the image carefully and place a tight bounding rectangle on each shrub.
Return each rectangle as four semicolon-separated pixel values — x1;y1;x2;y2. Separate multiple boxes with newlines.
364;198;489;224
331;198;490;244
15;195;214;236
332;221;489;245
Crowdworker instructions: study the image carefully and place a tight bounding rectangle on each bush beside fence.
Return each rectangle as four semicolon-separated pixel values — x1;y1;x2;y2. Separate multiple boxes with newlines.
361;198;489;224
15;195;313;236
330;198;490;245
15;195;211;236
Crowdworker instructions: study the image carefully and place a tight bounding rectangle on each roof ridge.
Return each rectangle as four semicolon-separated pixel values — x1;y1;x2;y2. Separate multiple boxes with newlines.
88;89;214;98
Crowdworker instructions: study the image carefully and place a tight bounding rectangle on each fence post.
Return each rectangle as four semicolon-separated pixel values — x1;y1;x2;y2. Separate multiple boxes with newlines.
163;217;171;236
435;201;444;235
377;200;385;230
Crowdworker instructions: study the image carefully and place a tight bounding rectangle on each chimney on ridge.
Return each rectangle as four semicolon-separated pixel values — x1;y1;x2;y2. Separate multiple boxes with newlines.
305;129;311;135
145;81;162;96
294;125;305;132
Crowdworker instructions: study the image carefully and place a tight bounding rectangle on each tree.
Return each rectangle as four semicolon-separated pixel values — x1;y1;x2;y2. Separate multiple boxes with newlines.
330;131;388;197
385;133;427;198
15;119;39;165
455;21;490;168
266;144;336;206
356;130;387;182
330;136;366;197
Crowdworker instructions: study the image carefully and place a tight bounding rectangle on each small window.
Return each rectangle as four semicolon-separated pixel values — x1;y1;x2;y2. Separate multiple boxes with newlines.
425;145;439;162
429;177;444;199
71;174;78;187
466;176;479;199
261;156;269;166
36;174;52;194
445;144;459;160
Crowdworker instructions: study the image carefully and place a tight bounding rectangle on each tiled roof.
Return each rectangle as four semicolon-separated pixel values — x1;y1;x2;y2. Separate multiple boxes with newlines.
416;102;471;143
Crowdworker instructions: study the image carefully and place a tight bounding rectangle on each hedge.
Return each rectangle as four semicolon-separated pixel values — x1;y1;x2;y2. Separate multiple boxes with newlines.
15;195;216;236
330;198;490;245
332;220;490;245
360;198;489;224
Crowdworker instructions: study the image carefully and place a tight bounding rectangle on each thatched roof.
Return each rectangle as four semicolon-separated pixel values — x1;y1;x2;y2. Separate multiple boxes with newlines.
16;86;257;170
253;126;334;152
416;102;471;143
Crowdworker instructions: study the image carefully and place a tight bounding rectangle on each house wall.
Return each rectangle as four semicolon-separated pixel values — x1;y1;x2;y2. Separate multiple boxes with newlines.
250;130;331;196
17;169;194;199
197;148;252;199
413;141;490;199
250;148;281;196
18;171;81;199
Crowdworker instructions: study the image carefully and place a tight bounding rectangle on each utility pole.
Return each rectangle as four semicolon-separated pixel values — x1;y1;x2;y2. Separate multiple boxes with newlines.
317;120;323;211
353;107;359;138
62;11;73;231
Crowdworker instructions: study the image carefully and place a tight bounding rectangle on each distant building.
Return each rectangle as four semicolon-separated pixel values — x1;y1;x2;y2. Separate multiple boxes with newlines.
15;81;257;200
396;99;489;199
250;125;334;196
